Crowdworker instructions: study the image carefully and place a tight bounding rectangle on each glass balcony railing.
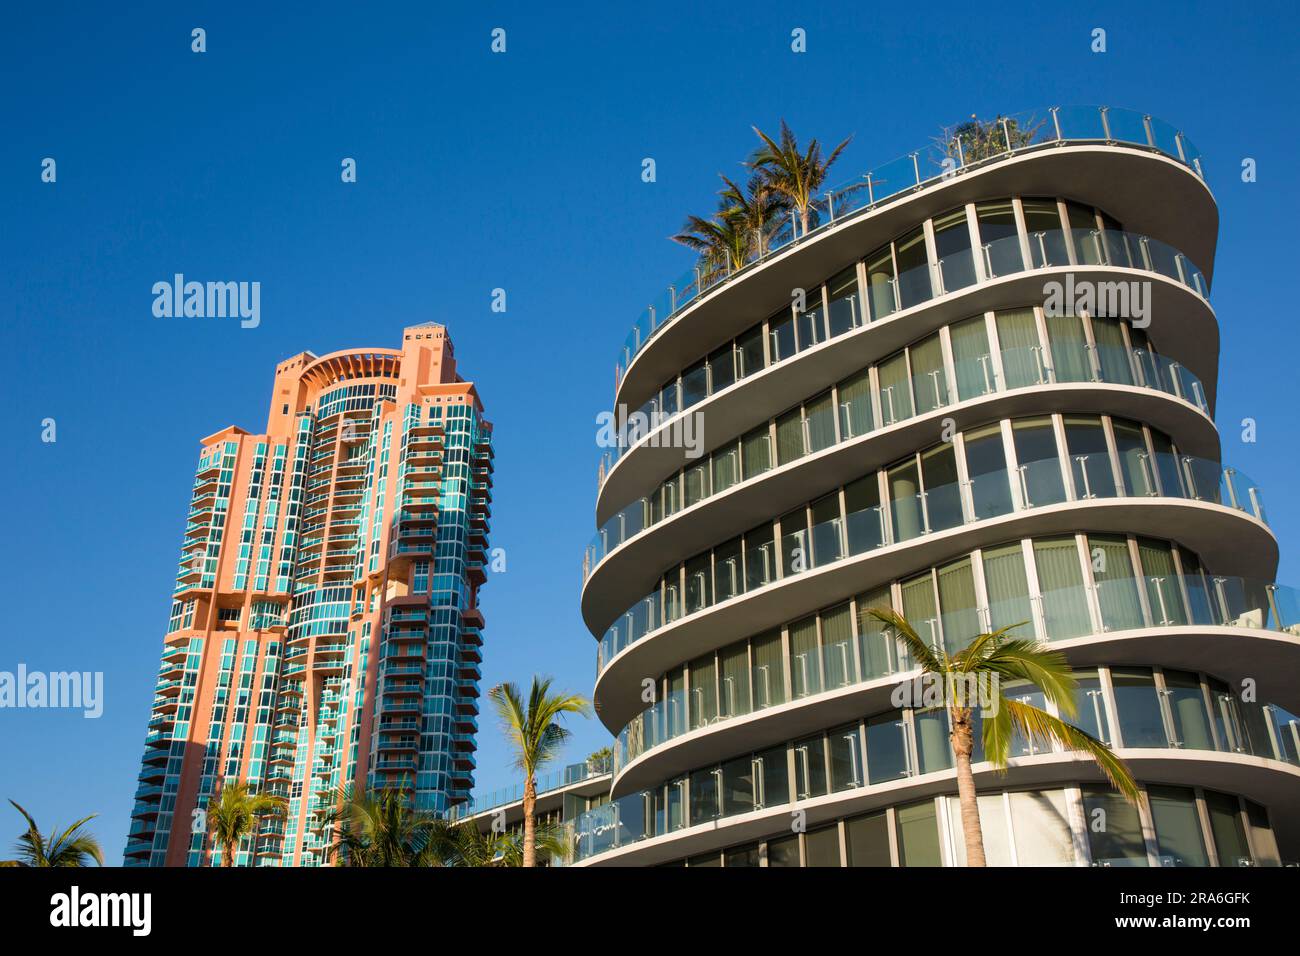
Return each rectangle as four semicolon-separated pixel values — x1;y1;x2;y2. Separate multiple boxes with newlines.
445;757;613;822
595;452;1268;676
585;331;1215;584
613;106;1206;389
610;574;1300;775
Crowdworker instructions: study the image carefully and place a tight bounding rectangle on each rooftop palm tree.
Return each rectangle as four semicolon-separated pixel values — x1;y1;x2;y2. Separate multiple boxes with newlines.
327;785;455;867
208;780;286;868
452;819;571;867
671;203;752;277
3;800;103;867
718;172;789;260
867;607;1138;867
488;676;589;867
749;120;853;237
939;113;1046;165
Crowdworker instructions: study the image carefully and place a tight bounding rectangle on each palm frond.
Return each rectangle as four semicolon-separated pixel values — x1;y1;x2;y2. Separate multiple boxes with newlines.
1003;699;1139;801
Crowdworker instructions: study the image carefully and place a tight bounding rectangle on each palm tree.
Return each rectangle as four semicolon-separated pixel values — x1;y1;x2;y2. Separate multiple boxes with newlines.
867;607;1138;867
718;172;789;259
208;780;286;868
749;120;853;237
940;113;1046;165
2;800;102;867
450;819;570;867
327;786;455;867
487;676;589;867
671;203;752;277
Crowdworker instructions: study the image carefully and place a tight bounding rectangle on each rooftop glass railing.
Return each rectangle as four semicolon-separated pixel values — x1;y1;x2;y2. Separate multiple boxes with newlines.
595;455;1269;676
613;106;1206;388
446;757;613;822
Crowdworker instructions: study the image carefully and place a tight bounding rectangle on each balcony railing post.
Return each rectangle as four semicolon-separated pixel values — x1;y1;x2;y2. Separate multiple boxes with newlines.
1099;105;1113;142
1001;117;1013;153
911;151;921;186
1143;113;1155;148
1050;106;1062;142
1174;131;1188;163
865;171;875;205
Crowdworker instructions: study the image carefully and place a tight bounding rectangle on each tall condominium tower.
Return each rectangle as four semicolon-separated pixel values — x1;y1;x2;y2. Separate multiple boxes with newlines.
574;106;1300;866
126;323;493;866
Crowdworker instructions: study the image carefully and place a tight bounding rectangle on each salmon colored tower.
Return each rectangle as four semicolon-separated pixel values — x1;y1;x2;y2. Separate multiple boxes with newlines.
125;324;494;866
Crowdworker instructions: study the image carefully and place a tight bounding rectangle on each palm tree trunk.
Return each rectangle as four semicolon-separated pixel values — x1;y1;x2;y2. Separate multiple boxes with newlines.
522;776;537;868
951;706;987;867
223;838;235;869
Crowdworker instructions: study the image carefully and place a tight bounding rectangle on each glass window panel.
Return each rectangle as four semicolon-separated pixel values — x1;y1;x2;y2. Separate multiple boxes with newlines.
864;244;897;322
889;457;925;542
796;297;827;353
915;709;953;774
767;834;800;867
1150;431;1184;498
681;360;708;409
1064;415;1117;498
805;825;841;867
997;308;1047;389
720;755;755;816
741;425;771;480
743;524;776;592
794;734;828;799
805;391;837;453
1112;667;1170;748
810;493;844;568
983;542;1033;638
713;537;742;604
1090;535;1144;631
711;442;739;496
910;333;949;415
769;311;796;363
894;227;933;309
1067;202;1103;265
933;207;977;293
857;585;902;679
724;843;760;867
866;710;910;784
844;474;884;554
683;460;709;508
789;616;822;699
688;767;720;824
950;315;996;400
846;811;892;866
828;722;863;791
1083;786;1149;866
687;852;720;867
1009;789;1077;865
775;408;805;465
1021;198;1068;267
937;557;980;655
827;267;863;337
1090;316;1134;385
779;508;809;578
718;637;750;719
684;553;712;615
1047;313;1093;383
1033;536;1091;640
1013;418;1065;507
689;652;717;728
965;424;1013;519
708;343;736;394
659;379;680;418
1149;785;1209;867
976;200;1024;278
736;325;765;378
750;630;785;709
755;744;788;808
1205;791;1251;867
877;350;914;425
821;602;855;688
901;573;940;652
897;800;942;867
837;368;874;440
921;442;963;532
1245;800;1281;867
1164;669;1213;751
1113;420;1154;497
1138;539;1188;626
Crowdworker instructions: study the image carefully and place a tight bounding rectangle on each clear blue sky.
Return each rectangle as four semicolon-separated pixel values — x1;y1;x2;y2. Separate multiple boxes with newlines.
1;1;1297;859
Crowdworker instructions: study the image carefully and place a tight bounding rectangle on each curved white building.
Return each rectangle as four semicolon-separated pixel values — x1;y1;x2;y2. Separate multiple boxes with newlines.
574;106;1300;867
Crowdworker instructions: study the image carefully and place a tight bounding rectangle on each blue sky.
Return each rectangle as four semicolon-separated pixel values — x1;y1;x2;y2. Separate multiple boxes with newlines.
1;1;1297;858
